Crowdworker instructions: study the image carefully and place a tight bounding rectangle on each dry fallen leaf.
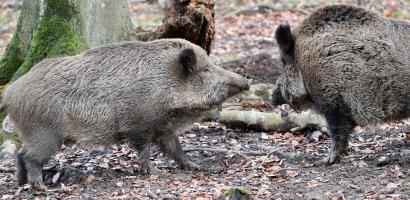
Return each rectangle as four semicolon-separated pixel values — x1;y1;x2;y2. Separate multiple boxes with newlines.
116;181;124;187
354;161;368;168
331;195;345;200
306;179;321;188
394;165;403;177
85;174;95;183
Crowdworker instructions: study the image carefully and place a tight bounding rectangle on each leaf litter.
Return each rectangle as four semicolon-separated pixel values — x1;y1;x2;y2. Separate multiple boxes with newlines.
0;0;409;199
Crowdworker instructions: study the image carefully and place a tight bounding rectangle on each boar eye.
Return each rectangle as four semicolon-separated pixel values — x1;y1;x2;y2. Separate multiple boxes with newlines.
203;67;210;72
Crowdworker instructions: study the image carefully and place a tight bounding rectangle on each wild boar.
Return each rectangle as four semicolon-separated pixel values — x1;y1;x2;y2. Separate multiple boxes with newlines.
272;5;410;164
0;38;250;189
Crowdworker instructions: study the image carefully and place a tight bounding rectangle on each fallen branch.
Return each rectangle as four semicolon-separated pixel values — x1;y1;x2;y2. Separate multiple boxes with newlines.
219;109;289;132
0;166;16;173
184;147;303;162
219;84;327;133
350;138;403;147
184;147;266;156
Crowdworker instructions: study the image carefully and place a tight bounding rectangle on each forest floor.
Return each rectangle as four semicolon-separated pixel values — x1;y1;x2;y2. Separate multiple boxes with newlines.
0;0;410;199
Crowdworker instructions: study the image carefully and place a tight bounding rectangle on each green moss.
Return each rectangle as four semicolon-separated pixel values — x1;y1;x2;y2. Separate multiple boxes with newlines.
11;0;86;81
0;133;21;149
0;37;24;84
44;0;74;19
136;31;152;42
223;187;251;197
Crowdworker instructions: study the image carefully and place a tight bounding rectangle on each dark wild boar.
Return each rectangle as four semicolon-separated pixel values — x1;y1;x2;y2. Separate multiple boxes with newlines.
272;5;410;164
0;39;250;189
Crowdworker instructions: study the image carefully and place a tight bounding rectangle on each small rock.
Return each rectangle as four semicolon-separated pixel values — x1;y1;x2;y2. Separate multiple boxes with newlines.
376;156;390;166
85;175;95;183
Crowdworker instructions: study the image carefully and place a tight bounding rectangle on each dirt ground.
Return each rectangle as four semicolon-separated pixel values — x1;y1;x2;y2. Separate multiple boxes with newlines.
1;120;409;199
0;0;410;199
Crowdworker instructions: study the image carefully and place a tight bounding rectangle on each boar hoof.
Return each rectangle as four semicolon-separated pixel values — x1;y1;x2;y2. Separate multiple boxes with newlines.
30;182;47;191
139;163;151;174
321;153;343;165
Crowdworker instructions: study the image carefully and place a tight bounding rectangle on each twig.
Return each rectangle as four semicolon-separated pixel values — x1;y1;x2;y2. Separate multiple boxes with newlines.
350;138;401;147
0;166;16;173
45;184;77;193
183;147;267;156
183;147;303;163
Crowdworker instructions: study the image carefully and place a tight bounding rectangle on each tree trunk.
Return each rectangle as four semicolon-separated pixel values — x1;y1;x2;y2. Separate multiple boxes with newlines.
0;0;135;84
153;0;215;54
0;0;39;85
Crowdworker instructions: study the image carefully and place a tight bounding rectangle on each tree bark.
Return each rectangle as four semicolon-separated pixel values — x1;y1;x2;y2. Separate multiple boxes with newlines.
153;0;215;54
73;0;135;48
0;0;39;85
0;0;135;84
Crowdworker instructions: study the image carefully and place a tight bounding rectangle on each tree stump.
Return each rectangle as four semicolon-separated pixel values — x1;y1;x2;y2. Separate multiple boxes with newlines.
153;0;215;54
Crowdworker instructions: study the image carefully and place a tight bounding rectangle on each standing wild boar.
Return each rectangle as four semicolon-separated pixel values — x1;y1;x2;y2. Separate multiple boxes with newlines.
272;5;410;164
0;39;250;189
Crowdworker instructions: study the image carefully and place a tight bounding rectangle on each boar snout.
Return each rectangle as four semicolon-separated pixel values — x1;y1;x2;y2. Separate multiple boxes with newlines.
271;87;287;107
227;75;251;96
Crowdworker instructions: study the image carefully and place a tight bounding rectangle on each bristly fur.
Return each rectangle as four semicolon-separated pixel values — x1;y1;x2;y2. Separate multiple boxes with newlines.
272;4;410;164
2;38;249;188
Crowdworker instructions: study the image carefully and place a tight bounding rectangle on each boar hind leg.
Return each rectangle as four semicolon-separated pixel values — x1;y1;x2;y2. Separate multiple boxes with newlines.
153;132;201;170
22;131;63;189
322;103;356;165
16;149;28;186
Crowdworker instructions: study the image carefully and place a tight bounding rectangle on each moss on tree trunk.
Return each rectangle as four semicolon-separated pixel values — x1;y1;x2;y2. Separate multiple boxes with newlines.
11;0;87;80
0;37;24;85
0;0;38;85
0;0;135;84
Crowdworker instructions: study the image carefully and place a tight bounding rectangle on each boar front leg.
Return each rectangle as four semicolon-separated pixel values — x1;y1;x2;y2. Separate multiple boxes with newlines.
128;135;152;174
321;103;356;164
153;132;201;170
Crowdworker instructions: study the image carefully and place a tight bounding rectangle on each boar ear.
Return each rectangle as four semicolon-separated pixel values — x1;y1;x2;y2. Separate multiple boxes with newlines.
179;48;197;76
275;23;294;55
